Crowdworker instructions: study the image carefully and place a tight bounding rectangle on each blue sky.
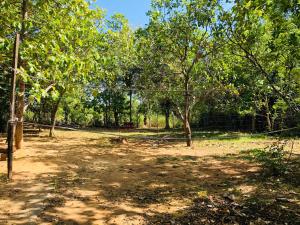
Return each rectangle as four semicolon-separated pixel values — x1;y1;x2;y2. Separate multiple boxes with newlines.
93;0;233;28
93;0;152;28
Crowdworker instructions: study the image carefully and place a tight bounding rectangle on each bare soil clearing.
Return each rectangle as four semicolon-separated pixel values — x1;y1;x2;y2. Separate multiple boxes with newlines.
0;130;299;224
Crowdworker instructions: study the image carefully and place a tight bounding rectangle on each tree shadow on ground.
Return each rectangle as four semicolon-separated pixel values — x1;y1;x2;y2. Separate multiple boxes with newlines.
0;131;299;224
86;128;248;141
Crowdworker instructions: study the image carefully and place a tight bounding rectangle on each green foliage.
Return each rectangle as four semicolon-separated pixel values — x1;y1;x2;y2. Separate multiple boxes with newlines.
0;0;299;134
250;140;293;176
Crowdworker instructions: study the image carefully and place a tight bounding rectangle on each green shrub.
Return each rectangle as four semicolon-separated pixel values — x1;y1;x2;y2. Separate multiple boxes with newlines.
250;140;293;176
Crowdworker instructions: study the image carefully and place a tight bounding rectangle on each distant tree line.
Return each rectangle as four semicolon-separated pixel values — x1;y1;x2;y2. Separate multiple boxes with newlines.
0;0;299;147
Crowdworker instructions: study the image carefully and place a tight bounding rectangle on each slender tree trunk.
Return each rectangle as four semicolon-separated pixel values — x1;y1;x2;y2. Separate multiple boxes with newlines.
49;94;64;137
172;112;175;129
15;81;25;149
7;33;20;179
266;113;272;131
39;98;44;125
129;90;132;123
108;92;111;127
105;110;108;127
143;113;147;126
271;117;276;131
15;0;28;150
38;100;42;131
136;113;140;128
184;77;192;147
165;107;170;129
104;101;108;127
265;97;272;131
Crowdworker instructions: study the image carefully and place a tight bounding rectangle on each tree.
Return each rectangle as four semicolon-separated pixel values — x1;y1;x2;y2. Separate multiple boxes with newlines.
10;0;104;137
139;0;220;146
220;0;300;114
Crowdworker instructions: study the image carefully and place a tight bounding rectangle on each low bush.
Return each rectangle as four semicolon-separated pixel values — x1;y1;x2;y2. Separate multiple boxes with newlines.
250;139;294;176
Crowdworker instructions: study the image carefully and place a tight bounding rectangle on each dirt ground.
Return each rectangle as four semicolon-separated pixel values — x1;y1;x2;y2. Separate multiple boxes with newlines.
0;130;299;225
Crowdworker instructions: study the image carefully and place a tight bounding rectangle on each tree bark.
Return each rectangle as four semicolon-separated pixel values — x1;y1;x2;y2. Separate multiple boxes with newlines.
15;0;28;150
129;90;133;123
149;114;152;128
7;33;20;179
143;113;147;126
108;91;111;127
49;94;64;137
266;113;272;132
184;77;192;147
15;81;25;149
172;112;175;129
165;107;170;129
265;97;272;132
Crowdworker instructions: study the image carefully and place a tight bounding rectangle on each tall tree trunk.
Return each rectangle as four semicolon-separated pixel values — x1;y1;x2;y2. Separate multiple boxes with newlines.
266;113;272;131
265;97;272;131
165;107;170;129
104;109;108;127
7;33;20;179
15;0;28;150
49;94;63;137
136;113;140;128
129;90;133;123
15;81;25;149
184;77;192;147
172;112;175;129
108;92;111;127
143;113;147;126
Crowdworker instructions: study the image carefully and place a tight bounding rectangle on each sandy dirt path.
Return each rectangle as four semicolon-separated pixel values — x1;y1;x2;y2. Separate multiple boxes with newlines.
0;130;299;224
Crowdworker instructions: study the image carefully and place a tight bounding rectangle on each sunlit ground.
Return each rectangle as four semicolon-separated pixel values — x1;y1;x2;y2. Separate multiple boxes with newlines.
0;129;299;224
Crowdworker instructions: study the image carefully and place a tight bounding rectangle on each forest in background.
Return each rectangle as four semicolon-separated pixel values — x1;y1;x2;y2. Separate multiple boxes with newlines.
0;0;299;147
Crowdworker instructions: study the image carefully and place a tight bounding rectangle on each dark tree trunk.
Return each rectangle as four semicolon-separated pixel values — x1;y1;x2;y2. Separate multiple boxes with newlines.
165;107;170;129
143;113;147;126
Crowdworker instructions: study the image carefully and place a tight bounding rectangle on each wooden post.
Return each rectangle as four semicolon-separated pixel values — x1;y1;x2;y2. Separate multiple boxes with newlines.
7;33;20;179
